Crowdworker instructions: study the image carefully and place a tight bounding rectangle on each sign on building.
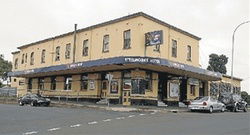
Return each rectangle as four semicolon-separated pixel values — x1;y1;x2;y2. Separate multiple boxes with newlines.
145;30;163;46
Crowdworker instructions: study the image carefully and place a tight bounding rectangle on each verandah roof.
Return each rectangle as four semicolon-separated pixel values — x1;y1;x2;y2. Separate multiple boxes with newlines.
8;56;221;81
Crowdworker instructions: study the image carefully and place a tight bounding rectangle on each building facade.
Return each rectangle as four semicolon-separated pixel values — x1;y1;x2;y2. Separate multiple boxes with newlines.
9;12;224;106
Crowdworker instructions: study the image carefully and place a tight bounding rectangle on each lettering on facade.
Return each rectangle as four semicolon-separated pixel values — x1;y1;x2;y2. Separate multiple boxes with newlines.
170;62;185;69
67;63;83;68
25;69;34;74
124;57;160;64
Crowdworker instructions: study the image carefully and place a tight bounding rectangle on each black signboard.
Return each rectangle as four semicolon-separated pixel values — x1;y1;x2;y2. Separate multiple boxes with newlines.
145;30;163;46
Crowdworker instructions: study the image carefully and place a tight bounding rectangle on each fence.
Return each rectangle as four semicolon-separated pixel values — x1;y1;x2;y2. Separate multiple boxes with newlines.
0;87;17;103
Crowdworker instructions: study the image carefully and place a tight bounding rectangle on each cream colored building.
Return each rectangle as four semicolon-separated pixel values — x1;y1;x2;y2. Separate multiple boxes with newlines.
9;12;223;106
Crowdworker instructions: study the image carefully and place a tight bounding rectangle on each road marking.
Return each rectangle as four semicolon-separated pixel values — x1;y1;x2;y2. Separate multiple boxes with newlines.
103;119;111;122
116;117;125;120
88;121;98;125
23;131;38;135
47;127;61;131
70;124;81;128
128;115;135;118
139;113;146;116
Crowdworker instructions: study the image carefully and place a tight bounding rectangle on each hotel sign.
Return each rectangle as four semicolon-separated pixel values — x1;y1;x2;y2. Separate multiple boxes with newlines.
124;57;160;64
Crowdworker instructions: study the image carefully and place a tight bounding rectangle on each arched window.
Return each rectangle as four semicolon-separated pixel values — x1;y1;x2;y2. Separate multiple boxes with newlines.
30;52;34;65
41;49;46;63
14;58;18;69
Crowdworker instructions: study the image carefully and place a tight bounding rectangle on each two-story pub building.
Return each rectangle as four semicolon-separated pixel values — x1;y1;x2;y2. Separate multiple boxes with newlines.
9;12;230;106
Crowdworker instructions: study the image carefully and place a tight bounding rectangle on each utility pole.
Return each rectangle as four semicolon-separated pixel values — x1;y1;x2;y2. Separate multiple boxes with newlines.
73;24;77;63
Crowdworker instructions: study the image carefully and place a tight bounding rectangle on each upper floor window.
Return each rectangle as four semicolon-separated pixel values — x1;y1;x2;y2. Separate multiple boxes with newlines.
64;76;72;90
41;49;46;63
21;54;24;64
55;46;60;61
187;45;191;61
123;30;131;49
65;44;71;59
30;52;34;65
103;35;109;52
25;53;27;63
82;39;89;56
172;39;177;58
14;58;18;69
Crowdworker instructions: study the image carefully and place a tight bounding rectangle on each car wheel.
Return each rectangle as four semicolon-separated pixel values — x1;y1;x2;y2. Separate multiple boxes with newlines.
234;105;239;112
31;101;36;106
19;101;24;106
243;105;247;112
209;106;213;113
221;106;225;112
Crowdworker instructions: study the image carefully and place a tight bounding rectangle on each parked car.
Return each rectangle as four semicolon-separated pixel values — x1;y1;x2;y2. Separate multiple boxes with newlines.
18;93;50;106
188;96;225;113
218;93;247;112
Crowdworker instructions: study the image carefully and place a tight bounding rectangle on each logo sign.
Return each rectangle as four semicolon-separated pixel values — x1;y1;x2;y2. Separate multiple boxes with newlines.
67;63;83;68
124;57;160;64
145;30;163;46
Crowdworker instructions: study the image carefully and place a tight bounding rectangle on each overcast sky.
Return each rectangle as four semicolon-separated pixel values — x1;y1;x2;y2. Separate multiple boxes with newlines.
0;0;249;93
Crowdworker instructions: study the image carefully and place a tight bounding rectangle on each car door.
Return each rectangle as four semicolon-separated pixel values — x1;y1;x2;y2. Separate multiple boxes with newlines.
210;97;218;110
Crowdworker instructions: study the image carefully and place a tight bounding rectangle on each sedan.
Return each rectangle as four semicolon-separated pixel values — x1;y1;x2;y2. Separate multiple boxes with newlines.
18;93;50;106
188;96;225;113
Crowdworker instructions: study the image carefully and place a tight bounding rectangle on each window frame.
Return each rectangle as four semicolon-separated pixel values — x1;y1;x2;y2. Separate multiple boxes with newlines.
82;39;89;56
81;74;88;91
55;46;60;61
21;54;24;64
14;58;18;69
30;52;34;65
65;43;71;59
102;34;109;52
64;76;72;90
123;30;131;49
187;45;192;61
41;49;46;63
171;39;177;58
38;78;45;90
190;85;196;96
51;77;56;90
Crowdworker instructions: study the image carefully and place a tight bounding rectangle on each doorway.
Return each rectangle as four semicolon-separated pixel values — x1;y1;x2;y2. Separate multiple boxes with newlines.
180;79;187;102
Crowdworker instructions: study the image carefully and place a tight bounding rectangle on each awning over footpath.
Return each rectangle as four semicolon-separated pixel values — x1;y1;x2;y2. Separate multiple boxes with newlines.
8;56;222;81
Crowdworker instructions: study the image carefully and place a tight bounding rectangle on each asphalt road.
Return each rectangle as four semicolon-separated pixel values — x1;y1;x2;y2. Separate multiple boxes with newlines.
0;104;249;135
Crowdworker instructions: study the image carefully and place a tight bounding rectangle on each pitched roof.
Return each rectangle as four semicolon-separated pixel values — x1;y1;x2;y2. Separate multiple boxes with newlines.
17;12;201;49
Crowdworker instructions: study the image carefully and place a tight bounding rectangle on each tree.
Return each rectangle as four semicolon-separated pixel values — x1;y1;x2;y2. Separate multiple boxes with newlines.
0;54;12;87
241;91;250;104
207;53;228;74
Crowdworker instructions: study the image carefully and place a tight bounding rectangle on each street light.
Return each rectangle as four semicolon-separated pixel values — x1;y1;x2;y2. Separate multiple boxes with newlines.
231;21;250;93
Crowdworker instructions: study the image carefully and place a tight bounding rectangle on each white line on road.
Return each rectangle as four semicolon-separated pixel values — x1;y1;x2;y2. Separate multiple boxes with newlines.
23;131;38;135
128;115;135;118
47;127;61;131
103;119;112;122
70;124;82;128
88;121;98;125
116;117;125;120
139;113;146;116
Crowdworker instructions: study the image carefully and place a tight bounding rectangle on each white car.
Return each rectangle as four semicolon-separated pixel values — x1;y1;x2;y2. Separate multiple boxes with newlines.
188;96;225;113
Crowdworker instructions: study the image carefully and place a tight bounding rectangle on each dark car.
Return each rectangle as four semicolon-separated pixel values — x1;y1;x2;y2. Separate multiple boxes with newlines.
219;93;247;112
18;93;50;106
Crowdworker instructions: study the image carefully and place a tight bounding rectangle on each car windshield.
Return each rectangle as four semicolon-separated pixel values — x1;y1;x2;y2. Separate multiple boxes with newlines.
30;94;41;98
194;96;209;102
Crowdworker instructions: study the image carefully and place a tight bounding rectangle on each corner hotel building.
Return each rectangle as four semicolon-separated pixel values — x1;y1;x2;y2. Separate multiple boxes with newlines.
9;12;225;106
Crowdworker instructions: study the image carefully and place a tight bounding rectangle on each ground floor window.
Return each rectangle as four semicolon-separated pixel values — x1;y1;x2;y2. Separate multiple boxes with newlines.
38;78;44;90
132;79;146;94
51;77;56;90
110;80;118;94
28;78;32;90
190;85;195;96
89;80;95;90
123;79;131;90
81;74;88;91
64;76;72;90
